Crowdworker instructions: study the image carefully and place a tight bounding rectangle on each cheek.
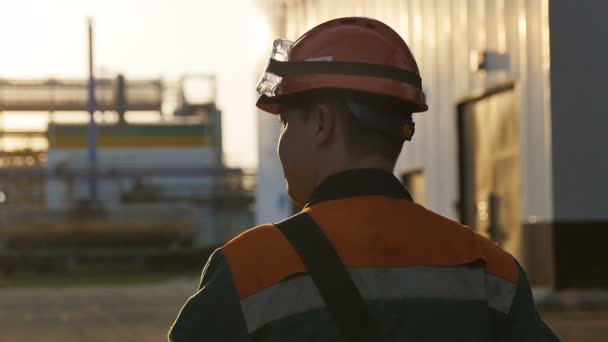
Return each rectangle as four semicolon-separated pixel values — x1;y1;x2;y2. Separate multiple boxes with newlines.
277;125;303;173
277;126;288;163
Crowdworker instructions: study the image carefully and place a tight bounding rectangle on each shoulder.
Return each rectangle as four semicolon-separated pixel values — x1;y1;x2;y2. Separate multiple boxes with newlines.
413;208;521;316
472;229;519;285
410;205;519;285
221;224;280;256
219;223;306;300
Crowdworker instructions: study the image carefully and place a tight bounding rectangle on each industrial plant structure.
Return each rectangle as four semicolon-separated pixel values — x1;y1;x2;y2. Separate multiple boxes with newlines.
0;75;254;271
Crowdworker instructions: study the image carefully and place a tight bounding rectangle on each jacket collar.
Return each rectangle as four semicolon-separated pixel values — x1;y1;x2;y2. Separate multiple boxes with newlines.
305;168;413;207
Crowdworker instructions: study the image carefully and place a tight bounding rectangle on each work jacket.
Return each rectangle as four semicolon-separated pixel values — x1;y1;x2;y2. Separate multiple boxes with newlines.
169;168;559;341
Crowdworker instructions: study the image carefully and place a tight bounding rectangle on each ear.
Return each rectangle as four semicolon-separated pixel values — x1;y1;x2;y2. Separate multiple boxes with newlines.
310;102;335;146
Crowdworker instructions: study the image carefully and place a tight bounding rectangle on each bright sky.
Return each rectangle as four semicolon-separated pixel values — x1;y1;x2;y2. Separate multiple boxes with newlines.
0;0;261;168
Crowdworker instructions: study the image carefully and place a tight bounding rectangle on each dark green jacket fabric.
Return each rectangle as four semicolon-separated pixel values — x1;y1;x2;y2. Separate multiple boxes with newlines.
169;169;559;341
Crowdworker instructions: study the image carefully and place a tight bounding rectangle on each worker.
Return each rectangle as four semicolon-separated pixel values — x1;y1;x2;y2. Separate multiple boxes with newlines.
169;17;559;341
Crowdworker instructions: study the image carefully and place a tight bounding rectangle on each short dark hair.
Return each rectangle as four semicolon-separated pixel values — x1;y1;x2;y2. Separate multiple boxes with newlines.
340;102;407;163
280;90;413;163
321;97;407;163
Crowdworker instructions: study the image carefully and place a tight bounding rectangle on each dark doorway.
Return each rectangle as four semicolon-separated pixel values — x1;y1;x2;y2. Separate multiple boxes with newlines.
457;83;523;258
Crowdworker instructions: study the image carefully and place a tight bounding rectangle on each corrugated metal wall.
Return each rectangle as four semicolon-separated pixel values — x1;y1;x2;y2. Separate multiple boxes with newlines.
254;0;553;226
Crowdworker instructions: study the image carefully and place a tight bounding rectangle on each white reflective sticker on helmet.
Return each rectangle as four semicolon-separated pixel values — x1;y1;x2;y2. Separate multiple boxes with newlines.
304;56;334;62
271;39;293;62
256;39;294;97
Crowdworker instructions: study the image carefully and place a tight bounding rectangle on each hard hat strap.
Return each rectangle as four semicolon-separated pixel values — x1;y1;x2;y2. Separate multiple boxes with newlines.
343;97;416;141
275;212;384;342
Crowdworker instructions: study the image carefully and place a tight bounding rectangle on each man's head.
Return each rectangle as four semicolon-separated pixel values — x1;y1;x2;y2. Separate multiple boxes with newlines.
255;17;428;206
276;91;412;206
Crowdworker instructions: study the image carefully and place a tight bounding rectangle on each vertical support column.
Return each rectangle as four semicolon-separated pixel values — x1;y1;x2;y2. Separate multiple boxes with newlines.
87;17;99;205
114;74;127;125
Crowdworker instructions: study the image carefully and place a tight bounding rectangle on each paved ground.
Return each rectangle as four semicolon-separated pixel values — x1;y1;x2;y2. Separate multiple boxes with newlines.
0;277;197;342
0;277;606;342
541;308;608;342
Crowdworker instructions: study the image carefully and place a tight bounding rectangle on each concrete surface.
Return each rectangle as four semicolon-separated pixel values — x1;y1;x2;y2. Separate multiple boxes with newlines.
0;278;606;341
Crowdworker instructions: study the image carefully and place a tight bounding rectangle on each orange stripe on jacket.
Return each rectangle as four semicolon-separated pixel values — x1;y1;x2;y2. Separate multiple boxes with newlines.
221;196;518;300
221;224;306;300
305;196;518;284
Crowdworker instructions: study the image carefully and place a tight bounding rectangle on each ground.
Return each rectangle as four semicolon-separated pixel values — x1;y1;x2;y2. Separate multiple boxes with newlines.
0;273;196;342
541;308;608;342
0;274;606;342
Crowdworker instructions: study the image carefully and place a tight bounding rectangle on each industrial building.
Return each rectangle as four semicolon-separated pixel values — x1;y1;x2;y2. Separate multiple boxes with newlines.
0;75;254;267
254;0;607;288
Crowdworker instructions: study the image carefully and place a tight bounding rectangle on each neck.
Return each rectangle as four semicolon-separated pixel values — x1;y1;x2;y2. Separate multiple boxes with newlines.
313;156;395;190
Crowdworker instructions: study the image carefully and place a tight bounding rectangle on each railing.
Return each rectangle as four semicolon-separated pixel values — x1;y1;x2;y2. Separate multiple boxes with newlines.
0;78;162;112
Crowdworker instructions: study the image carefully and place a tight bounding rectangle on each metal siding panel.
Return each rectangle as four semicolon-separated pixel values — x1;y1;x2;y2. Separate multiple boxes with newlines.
518;0;553;223
539;0;553;221
484;0;507;85
303;0;315;32
468;0;485;91
420;0;439;211
485;0;498;52
317;0;331;22
495;0;506;52
451;0;470;99
495;0;511;83
285;1;298;39
522;0;553;222
397;0;410;42
449;0;471;218
387;0;403;31
373;0;385;21
505;0;520;80
435;0;458;218
515;0;530;226
523;0;540;224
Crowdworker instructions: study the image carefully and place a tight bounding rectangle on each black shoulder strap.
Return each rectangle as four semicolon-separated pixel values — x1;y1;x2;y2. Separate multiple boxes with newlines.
275;212;383;342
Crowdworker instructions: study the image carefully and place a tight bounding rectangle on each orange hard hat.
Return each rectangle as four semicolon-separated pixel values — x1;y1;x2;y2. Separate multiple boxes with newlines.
256;17;428;115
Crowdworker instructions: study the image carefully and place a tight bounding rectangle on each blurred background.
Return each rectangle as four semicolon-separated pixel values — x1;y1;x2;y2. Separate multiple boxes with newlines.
0;0;606;341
